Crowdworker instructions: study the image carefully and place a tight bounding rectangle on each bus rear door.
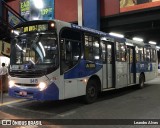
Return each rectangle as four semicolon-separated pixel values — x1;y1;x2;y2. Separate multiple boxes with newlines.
127;46;136;85
101;41;115;89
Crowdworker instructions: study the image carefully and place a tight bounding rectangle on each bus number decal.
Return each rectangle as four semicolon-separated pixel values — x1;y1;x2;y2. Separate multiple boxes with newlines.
30;79;38;84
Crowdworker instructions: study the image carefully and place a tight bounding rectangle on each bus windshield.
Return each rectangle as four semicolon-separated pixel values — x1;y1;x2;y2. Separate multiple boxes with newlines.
10;32;58;73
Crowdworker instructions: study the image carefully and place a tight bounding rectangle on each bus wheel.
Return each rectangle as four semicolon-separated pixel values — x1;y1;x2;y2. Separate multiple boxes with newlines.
84;80;98;104
138;74;145;89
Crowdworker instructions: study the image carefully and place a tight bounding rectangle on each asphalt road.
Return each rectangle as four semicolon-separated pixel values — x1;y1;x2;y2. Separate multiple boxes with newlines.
0;77;160;128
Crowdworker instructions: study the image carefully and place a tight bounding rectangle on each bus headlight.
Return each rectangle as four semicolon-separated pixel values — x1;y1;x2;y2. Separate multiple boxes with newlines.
9;80;15;88
38;82;47;91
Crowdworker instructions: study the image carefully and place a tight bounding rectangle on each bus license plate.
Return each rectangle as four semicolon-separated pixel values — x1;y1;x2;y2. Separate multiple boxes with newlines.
19;91;27;96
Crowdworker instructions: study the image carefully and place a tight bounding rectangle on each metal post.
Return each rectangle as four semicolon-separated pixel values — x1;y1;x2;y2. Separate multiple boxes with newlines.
0;76;3;104
78;0;83;26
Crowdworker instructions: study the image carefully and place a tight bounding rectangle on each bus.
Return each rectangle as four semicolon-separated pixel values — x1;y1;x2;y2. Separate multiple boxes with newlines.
8;20;157;103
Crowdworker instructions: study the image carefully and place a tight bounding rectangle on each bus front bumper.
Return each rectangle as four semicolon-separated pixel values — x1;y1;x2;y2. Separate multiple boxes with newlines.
8;83;59;101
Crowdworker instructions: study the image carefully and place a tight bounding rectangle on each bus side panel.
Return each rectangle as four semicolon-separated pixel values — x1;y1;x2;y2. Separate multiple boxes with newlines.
63;60;102;99
145;63;157;81
136;62;157;84
116;62;128;88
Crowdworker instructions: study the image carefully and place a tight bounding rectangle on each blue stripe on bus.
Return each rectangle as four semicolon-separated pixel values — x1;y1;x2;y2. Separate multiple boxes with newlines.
64;60;103;79
134;62;152;73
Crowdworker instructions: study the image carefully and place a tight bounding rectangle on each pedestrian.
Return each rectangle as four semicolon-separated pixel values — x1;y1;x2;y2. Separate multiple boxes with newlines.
0;63;8;75
0;63;8;92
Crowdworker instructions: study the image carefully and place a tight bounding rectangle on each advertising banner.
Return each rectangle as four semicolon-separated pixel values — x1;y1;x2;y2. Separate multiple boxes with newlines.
20;0;54;21
120;0;160;8
20;0;30;20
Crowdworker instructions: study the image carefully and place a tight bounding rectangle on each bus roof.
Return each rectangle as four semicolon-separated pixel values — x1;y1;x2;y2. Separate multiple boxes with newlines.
14;19;126;43
71;24;126;43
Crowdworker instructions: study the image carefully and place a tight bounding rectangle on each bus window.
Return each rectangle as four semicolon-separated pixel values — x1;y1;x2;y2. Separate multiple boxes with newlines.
151;49;156;62
139;47;144;61
136;46;144;62
136;47;140;62
144;48;150;62
84;34;100;61
93;39;100;60
60;28;82;73
60;39;81;72
107;44;112;64
116;42;126;62
101;42;106;63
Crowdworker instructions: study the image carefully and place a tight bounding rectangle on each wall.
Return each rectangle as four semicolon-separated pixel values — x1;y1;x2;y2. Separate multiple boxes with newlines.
6;0;120;22
55;0;78;22
7;0;20;13
6;0;160;22
101;0;120;17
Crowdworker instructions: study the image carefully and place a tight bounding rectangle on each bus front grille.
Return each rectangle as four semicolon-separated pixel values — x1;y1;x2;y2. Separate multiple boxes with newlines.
15;83;38;87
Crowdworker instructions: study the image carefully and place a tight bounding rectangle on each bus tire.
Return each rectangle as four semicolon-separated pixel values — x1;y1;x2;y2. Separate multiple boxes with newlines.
138;74;145;89
84;80;98;104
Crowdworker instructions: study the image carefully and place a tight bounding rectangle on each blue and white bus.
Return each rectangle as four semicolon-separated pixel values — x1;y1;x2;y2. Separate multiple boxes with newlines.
9;20;157;103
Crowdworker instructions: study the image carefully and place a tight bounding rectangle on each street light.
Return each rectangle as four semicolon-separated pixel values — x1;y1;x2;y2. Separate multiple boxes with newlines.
132;37;143;42
109;32;124;38
149;41;157;45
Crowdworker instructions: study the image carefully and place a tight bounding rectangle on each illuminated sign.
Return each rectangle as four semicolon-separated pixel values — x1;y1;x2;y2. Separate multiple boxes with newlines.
15;24;48;33
20;0;30;20
20;0;54;20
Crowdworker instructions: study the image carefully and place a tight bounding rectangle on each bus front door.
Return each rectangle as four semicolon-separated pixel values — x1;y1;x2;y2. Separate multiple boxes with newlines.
127;46;136;85
102;41;114;89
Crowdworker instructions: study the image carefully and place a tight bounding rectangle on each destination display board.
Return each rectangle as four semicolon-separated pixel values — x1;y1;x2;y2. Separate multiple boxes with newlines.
14;24;49;34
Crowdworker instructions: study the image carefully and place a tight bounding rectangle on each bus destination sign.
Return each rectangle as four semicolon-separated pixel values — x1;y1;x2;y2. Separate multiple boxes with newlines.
16;24;48;33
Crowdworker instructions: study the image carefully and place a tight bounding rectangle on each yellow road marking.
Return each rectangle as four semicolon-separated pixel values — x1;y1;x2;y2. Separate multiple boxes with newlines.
0;99;27;106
